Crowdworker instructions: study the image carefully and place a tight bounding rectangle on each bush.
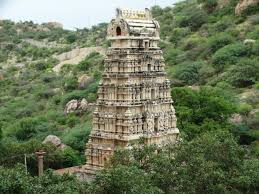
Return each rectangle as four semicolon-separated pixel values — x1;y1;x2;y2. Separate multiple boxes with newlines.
176;6;208;31
212;43;249;73
252;40;259;55
13;118;39;140
168;27;190;44
65;34;77;43
62;122;91;152
0;166;89;193
247;26;259;39
182;36;206;51
226;58;259;87
172;86;236;139
198;0;218;12
164;47;185;66
174;61;202;85
61;90;87;106
238;103;253;116
207;33;234;54
63;76;78;91
249;14;259;25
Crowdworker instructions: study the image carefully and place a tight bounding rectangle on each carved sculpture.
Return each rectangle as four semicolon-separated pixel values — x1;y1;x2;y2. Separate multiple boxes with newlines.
69;8;179;180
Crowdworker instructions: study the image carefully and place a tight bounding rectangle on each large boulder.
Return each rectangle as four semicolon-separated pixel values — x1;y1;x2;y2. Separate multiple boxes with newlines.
235;0;259;15
65;99;79;114
64;98;90;114
244;39;256;45
43;135;62;147
249;109;259;116
78;98;88;112
78;74;93;88
43;135;67;150
229;113;243;124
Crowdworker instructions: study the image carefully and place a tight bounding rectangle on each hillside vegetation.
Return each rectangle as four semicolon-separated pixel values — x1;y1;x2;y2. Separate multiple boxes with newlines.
0;0;258;193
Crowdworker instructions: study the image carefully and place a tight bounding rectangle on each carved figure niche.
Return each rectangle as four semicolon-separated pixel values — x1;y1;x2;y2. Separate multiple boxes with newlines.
116;27;122;36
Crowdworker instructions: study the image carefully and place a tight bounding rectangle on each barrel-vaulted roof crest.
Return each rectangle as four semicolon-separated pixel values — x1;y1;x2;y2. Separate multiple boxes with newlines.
116;8;152;20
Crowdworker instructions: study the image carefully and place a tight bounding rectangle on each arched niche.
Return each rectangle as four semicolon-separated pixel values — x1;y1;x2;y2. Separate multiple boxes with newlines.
116;26;122;36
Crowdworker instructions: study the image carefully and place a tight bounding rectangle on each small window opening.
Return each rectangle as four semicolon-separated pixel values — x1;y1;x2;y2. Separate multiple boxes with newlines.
145;41;149;49
148;64;151;71
151;89;155;100
154;118;158;133
116;27;121;36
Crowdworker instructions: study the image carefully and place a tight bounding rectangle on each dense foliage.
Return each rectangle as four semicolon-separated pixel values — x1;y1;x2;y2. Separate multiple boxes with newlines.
89;131;259;194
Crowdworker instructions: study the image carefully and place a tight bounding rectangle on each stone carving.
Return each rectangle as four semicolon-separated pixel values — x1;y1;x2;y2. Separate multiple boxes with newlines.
72;8;179;179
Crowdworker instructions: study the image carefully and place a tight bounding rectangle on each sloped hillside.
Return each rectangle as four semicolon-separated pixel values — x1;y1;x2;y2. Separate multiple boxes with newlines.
0;20;107;171
152;0;259;152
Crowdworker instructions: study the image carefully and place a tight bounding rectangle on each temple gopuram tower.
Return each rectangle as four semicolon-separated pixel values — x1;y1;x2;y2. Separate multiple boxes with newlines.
82;8;179;177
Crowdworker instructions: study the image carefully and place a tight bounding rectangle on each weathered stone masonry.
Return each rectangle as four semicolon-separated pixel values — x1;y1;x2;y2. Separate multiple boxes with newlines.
71;8;179;179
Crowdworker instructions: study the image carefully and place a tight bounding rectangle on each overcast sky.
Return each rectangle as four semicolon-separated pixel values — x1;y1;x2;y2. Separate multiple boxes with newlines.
0;0;180;30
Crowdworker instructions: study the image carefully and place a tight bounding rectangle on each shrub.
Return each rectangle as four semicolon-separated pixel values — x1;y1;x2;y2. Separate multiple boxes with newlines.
238;103;253;117
212;16;234;32
198;0;218;12
62;122;91;152
38;88;56;99
168;27;190;44
65;114;81;128
77;52;104;72
176;6;208;31
212;43;249;73
252;40;259;55
247;26;259;39
249;14;259;25
61;90;87;106
207;33;234;54
12;118;39;140
175;61;203;85
182;36;207;51
40;72;58;83
172;86;236;139
164;47;185;66
65;34;77;43
226;58;259;87
63;76;78;91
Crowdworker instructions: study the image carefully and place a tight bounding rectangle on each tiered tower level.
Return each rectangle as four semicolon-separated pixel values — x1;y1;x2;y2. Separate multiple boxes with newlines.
84;8;179;175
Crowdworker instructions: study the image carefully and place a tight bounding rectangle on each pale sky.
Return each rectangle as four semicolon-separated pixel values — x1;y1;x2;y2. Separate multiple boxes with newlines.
0;0;180;30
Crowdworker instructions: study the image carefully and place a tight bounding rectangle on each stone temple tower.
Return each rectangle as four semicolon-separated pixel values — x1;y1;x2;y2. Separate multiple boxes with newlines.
81;8;179;177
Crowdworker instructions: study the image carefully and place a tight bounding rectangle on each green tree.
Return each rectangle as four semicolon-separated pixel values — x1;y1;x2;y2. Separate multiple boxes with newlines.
0;165;89;194
65;34;77;43
207;33;234;54
176;6;208;31
226;59;259;87
175;61;202;85
198;0;218;12
93;130;255;194
171;86;236;139
212;43;249;73
89;165;162;194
